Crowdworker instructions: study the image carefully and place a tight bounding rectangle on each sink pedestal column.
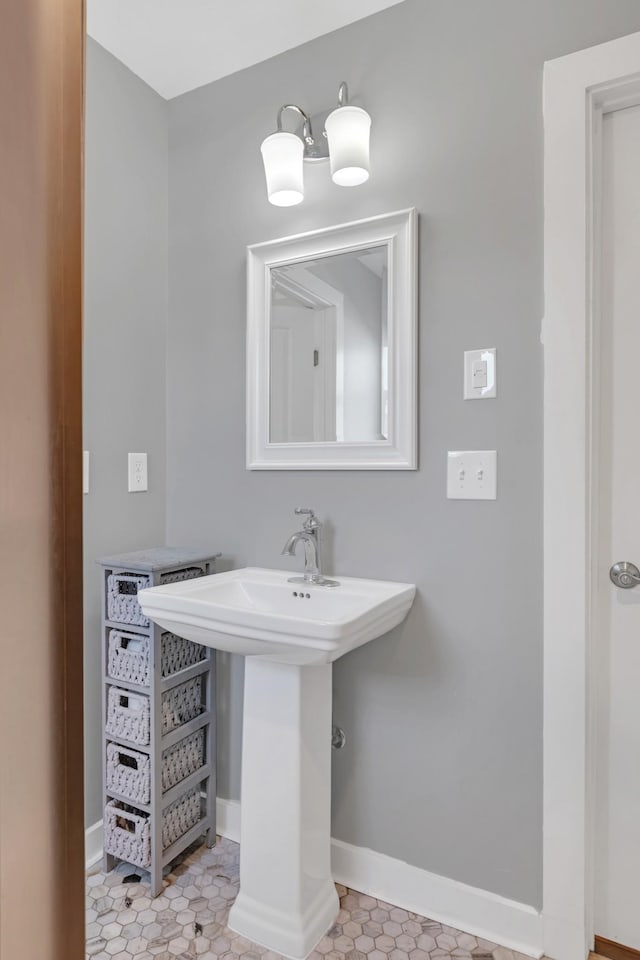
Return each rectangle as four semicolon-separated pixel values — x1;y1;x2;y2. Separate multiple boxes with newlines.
228;658;339;959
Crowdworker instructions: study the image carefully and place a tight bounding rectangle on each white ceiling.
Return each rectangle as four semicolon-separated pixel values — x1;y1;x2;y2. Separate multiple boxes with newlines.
87;0;406;100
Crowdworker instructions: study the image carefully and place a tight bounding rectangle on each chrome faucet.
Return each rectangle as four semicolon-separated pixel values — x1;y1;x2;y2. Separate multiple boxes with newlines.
281;508;340;587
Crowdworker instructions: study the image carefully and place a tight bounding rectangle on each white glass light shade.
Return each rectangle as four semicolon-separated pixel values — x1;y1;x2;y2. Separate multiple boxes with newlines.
325;105;371;186
260;131;304;206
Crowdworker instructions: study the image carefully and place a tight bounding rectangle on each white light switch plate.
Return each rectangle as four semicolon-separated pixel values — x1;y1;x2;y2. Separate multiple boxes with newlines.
464;348;497;399
128;452;148;492
447;450;497;500
83;450;90;495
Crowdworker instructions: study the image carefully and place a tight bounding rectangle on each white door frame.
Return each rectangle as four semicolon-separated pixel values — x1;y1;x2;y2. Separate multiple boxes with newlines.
543;31;640;960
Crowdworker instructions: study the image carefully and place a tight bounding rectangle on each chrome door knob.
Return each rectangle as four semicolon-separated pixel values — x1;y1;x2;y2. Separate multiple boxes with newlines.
610;561;640;589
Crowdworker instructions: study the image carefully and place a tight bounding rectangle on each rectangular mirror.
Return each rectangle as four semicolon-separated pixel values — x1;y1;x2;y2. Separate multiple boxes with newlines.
270;245;389;445
247;208;417;469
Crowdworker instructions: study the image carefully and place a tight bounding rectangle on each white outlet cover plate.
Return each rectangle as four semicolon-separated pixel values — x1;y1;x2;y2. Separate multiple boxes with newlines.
447;450;497;500
464;347;497;399
128;452;148;492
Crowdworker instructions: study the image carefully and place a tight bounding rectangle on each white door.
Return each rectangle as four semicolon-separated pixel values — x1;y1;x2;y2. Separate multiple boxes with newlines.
595;102;640;953
270;302;337;443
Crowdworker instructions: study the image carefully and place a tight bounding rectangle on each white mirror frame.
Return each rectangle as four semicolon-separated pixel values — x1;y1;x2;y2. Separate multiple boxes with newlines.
246;207;417;470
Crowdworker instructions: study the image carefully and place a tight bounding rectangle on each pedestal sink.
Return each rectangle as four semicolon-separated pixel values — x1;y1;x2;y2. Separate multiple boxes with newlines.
138;567;415;959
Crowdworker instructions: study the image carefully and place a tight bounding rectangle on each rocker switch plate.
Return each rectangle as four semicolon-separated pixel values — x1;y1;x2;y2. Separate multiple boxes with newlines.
464;348;497;399
128;452;148;492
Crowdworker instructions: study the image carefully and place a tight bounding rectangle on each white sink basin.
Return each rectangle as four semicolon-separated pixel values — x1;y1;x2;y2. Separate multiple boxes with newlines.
138;566;415;666
138;564;415;960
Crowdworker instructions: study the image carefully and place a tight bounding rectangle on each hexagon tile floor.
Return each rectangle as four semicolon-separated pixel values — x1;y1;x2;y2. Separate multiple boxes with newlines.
86;835;531;960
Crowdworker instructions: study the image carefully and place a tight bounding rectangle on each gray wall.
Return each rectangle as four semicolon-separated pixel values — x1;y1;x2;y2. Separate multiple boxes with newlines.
165;0;640;909
84;38;168;827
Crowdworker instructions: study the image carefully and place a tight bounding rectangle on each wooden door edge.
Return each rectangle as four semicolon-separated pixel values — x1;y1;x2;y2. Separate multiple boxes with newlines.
54;0;86;955
595;937;640;960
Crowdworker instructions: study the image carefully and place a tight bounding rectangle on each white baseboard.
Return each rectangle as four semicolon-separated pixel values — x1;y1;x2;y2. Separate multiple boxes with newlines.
85;819;104;870
330;836;543;959
86;798;543;959
216;796;241;843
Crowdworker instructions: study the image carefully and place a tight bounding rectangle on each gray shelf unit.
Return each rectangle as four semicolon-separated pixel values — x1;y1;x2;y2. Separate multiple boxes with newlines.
97;547;219;897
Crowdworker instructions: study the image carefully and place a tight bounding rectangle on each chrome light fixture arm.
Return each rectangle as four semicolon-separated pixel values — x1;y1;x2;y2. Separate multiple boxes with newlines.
276;104;313;145
273;83;349;157
274;103;328;161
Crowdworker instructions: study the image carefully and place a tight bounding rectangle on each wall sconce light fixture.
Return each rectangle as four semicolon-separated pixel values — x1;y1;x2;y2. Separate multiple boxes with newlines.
260;82;371;206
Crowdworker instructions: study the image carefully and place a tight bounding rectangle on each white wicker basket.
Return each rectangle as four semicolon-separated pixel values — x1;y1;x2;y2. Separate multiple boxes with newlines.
106;675;202;746
104;788;201;869
107;566;205;627
104;801;151;868
108;630;150;686
105;688;150;745
160;567;205;586
106;730;205;805
161;729;205;793
160;632;206;679
161;676;203;736
107;573;151;626
108;629;207;687
106;742;151;805
162;787;201;848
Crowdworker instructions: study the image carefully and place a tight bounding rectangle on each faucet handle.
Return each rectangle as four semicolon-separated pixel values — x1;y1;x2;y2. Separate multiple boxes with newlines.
294;507;319;531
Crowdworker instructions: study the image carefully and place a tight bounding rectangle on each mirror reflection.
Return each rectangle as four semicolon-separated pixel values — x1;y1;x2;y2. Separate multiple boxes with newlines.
269;246;388;444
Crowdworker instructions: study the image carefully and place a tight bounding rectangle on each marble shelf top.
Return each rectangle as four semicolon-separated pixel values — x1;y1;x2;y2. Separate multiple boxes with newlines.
97;546;221;572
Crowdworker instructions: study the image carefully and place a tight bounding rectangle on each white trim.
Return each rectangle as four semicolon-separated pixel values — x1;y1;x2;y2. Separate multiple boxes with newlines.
216;796;241;842
543;29;640;960
331;839;542;958
246;208;418;470
85;819;104;870
216;799;542;958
